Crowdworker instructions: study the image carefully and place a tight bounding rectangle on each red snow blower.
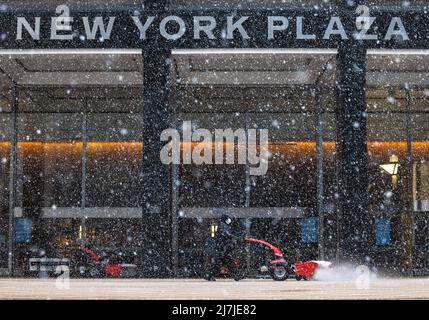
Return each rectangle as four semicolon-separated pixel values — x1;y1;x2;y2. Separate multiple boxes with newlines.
220;237;331;281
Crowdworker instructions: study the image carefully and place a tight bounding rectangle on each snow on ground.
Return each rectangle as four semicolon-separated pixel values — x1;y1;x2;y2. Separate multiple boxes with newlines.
0;278;428;300
313;263;378;282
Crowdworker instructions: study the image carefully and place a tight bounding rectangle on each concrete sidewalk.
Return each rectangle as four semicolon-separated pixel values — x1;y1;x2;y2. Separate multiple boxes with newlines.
0;278;428;300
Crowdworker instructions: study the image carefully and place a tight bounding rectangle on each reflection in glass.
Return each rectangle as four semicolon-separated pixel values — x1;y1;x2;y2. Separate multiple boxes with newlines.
14;112;83;274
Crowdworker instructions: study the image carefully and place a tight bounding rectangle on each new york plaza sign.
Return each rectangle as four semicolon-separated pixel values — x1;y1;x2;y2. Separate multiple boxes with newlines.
0;5;427;48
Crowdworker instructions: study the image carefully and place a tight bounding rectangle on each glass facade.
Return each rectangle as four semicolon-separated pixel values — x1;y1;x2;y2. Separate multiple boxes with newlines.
2;49;429;277
1;1;429;278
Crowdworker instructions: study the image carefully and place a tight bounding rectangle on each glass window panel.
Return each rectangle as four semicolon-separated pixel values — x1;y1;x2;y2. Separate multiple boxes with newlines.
412;112;429;211
14;100;83;275
2;52;144;277
177;113;247;208
249;112;316;208
83;104;144;278
366;51;414;271
86;113;143;207
410;89;429;271
16;113;83;209
367;88;408;216
85;97;143;269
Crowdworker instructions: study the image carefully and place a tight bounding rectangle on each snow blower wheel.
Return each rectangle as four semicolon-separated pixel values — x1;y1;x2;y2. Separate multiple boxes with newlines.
271;263;288;281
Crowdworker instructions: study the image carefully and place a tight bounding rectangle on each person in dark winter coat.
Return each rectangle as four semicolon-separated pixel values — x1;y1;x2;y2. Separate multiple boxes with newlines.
203;214;242;281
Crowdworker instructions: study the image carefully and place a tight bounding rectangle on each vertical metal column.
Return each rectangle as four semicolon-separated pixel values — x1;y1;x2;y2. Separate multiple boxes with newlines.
336;2;370;264
315;87;325;260
171;163;179;276
8;84;18;276
171;95;179;276
141;0;172;276
141;43;172;277
81;112;88;245
404;86;414;275
244;115;251;274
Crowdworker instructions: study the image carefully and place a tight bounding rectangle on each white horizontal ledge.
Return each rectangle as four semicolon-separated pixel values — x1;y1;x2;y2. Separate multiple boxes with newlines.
0;49;142;55
368;49;429;56
2;48;429;56
179;207;310;218
17;71;143;86
172;48;338;55
13;207;143;218
176;48;429;56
